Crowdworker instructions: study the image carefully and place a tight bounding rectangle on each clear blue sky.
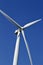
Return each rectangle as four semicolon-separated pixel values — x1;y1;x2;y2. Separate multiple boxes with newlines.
0;0;43;65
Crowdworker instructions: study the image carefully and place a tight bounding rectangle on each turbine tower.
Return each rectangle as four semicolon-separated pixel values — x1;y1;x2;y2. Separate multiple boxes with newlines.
0;10;42;65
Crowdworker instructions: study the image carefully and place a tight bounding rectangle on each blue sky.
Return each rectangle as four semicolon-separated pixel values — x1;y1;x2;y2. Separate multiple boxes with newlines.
0;0;43;65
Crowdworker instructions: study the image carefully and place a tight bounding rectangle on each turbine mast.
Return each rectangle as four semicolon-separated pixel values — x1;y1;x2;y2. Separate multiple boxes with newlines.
13;31;20;65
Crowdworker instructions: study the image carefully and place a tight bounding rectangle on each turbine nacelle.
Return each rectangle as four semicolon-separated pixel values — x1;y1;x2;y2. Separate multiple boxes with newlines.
14;27;23;35
14;29;21;35
14;29;20;35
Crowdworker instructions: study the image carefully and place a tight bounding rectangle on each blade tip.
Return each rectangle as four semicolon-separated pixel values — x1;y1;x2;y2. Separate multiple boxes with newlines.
0;9;2;13
37;18;42;22
39;18;42;21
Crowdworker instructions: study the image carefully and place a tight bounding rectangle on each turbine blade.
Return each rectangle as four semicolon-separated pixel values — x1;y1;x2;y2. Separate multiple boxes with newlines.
0;10;21;28
23;19;42;29
21;30;33;65
13;32;20;65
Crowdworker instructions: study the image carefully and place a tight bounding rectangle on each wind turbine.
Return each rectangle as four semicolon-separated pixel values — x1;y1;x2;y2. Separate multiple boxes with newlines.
0;10;42;65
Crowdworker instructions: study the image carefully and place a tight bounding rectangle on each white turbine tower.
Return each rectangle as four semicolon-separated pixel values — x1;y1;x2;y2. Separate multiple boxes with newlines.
0;10;42;65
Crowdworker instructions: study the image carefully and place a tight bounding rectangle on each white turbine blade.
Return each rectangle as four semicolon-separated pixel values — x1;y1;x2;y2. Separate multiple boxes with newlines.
0;10;21;28
13;32;20;65
23;19;42;29
21;30;33;65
